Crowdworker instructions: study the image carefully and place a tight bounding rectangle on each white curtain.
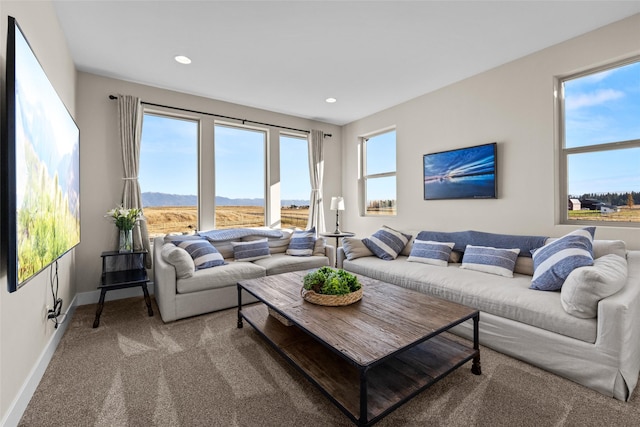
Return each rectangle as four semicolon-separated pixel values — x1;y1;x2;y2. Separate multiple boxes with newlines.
306;129;325;233
117;94;151;266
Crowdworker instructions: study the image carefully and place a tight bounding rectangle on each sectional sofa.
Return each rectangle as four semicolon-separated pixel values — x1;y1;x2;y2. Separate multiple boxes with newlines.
154;228;334;322
336;226;640;401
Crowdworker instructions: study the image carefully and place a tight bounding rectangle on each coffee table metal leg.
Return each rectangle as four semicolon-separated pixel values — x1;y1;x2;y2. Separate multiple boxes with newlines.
359;367;369;425
471;314;482;375
237;284;243;328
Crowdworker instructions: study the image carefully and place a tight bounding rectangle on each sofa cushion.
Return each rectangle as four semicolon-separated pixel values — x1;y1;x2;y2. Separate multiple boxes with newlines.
253;253;330;275
176;262;266;294
171;239;226;270
362;225;412;260
460;245;520;278
242;229;293;254
286;227;316;256
231;238;271;262
545;238;627;260
343;237;374;260
514;256;534;276
313;236;326;256
560;254;628;319
531;227;595;291
407;240;454;266
161;243;195;279
344;256;597;343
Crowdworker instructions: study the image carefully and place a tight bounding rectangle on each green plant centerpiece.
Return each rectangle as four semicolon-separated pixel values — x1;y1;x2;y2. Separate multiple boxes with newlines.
301;266;363;306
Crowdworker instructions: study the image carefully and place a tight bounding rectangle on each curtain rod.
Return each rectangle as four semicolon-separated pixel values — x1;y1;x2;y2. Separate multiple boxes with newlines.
108;95;332;138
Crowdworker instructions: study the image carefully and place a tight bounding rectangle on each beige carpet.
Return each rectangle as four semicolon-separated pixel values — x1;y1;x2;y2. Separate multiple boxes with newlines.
19;296;640;426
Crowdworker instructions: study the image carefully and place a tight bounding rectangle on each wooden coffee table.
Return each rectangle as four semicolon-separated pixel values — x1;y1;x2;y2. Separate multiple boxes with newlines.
237;271;480;426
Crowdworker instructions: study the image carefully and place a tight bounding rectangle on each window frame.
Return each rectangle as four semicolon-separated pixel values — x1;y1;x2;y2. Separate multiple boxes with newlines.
557;56;640;227
360;127;397;217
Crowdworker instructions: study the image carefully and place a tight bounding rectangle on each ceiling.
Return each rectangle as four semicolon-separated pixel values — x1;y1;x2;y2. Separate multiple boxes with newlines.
52;1;640;126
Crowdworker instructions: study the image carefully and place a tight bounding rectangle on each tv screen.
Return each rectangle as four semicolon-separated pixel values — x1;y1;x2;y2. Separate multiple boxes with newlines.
2;16;80;292
423;142;497;200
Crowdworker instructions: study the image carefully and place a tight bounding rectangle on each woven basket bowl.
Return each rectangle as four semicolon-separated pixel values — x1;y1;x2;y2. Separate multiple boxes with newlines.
301;287;363;306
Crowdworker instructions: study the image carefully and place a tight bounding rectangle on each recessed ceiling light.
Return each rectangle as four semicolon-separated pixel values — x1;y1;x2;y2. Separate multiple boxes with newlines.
325;97;337;103
174;55;192;65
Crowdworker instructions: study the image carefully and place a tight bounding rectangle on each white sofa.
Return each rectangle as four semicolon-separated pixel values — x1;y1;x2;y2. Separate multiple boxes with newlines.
154;229;334;322
337;229;640;401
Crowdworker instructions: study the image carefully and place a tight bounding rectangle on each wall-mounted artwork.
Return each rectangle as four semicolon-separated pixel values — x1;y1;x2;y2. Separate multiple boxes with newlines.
423;142;497;200
2;16;81;292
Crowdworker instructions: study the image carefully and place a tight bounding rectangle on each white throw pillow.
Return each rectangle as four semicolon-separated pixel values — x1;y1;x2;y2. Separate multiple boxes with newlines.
231;238;271;262
407;240;455;267
460;245;521;278
560;254;627;319
161;243;195;279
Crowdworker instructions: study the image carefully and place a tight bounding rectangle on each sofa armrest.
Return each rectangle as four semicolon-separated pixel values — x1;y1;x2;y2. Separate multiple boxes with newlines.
596;250;640;399
336;247;346;269
152;236;178;322
324;244;336;268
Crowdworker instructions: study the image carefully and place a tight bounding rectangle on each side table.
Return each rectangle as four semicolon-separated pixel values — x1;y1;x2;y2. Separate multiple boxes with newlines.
320;232;355;267
93;250;154;328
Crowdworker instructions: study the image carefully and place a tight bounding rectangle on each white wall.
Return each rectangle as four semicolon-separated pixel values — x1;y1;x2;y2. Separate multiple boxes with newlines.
75;72;342;295
341;14;640;250
0;1;77;422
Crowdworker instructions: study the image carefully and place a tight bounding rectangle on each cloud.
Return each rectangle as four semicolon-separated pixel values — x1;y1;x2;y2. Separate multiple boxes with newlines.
566;89;625;110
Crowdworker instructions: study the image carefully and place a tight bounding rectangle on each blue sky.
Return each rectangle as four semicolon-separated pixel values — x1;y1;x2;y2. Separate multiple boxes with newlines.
564;60;639;196
140;61;638;203
365;130;397;201
140;118;311;202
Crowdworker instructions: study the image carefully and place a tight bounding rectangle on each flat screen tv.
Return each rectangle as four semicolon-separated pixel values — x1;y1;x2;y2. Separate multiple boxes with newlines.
2;16;80;292
423;142;497;200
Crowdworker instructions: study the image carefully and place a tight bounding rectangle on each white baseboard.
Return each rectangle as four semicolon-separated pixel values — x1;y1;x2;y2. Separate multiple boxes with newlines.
1;283;155;427
1;295;78;427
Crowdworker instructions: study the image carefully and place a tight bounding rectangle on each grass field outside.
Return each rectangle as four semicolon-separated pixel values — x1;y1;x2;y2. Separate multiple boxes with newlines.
144;206;309;238
568;206;640;222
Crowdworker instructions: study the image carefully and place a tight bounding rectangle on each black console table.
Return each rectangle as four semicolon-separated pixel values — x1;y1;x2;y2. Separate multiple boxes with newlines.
93;250;153;328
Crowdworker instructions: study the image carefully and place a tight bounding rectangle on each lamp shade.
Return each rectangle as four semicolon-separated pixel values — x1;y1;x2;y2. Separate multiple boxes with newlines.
330;196;345;211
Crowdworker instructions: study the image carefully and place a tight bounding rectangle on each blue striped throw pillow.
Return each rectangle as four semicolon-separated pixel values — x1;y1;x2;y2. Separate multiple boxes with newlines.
231;238;271;262
530;227;595;291
460;245;521;277
362;226;412;260
172;239;226;270
407;240;455;266
286;227;316;257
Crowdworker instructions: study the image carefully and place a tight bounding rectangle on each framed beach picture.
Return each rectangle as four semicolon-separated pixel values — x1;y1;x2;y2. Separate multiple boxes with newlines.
423;142;497;200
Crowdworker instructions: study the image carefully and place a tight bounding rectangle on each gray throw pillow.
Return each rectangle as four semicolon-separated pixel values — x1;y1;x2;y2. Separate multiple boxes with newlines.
342;237;373;261
560;254;627;319
161;243;195;278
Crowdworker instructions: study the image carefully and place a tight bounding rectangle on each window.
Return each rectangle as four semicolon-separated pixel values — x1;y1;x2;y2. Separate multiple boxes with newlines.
214;124;266;229
139;113;198;238
560;58;640;224
363;129;397;215
280;134;310;228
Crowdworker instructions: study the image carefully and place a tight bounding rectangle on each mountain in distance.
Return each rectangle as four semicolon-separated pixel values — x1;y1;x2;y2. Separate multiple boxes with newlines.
142;192;309;207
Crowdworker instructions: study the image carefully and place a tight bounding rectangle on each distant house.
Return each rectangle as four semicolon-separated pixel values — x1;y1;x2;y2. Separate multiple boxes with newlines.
601;204;619;214
568;199;581;210
580;199;603;210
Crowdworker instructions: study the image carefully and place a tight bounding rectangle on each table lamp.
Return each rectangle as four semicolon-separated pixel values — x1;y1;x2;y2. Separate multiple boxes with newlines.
330;196;345;234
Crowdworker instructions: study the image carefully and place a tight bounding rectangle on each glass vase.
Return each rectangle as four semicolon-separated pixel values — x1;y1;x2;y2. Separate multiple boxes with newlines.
119;229;133;253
